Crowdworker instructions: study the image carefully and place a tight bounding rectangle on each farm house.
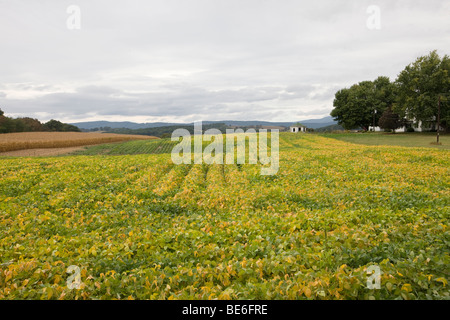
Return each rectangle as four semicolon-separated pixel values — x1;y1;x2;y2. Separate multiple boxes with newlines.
290;123;307;133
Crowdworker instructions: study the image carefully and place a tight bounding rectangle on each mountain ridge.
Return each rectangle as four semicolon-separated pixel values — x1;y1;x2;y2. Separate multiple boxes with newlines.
71;116;336;130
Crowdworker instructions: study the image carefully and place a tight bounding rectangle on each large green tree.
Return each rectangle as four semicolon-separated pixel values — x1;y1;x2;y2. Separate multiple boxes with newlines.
330;76;395;130
394;50;450;130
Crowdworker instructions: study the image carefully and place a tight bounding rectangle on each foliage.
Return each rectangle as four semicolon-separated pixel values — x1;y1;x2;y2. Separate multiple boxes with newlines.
43;120;80;132
18;118;44;132
0;133;448;300
330;50;450;132
394;50;450;130
0;110;79;134
0;115;15;134
330;77;395;130
378;107;403;133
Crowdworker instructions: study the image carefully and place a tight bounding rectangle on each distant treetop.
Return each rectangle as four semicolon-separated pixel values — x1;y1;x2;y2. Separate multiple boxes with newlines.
0;109;80;133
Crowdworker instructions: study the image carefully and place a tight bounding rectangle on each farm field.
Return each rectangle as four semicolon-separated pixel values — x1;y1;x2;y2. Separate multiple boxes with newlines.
0;133;449;300
0;132;158;154
72;138;178;156
321;132;450;150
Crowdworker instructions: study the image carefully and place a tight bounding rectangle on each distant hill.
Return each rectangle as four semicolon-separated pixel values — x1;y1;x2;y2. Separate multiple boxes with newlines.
71;116;337;131
298;116;337;129
203;120;296;127
105;123;229;138
69;121;183;130
314;124;345;132
301;116;336;124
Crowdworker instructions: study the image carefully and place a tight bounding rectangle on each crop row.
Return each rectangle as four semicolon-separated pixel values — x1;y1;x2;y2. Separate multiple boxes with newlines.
0;133;448;299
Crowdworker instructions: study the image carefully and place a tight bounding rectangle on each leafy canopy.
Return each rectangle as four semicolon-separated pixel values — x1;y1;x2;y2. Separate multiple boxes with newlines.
330;76;395;130
394;50;450;129
378;106;402;132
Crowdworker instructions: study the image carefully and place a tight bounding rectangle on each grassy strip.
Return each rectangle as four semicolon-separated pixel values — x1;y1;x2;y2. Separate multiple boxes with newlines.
318;132;450;149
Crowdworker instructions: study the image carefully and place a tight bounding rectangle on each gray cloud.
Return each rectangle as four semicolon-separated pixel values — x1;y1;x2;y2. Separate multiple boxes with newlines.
0;0;449;122
2;84;326;121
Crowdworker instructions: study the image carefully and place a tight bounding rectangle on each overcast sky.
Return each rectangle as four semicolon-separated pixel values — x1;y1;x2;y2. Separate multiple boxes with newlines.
0;0;449;123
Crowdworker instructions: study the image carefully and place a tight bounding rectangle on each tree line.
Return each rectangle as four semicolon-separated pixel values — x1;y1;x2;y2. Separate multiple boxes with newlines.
331;50;449;132
0;109;80;133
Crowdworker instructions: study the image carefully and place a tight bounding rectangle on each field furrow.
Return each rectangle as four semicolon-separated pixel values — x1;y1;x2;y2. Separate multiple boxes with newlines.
152;163;192;197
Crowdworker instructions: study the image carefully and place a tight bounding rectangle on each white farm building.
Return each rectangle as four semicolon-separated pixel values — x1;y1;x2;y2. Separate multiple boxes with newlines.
290;123;307;133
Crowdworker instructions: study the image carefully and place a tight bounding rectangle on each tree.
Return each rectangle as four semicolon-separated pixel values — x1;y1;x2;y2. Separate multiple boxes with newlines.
330;88;354;129
373;76;396;112
330;76;395;130
19;117;44;132
61;123;81;132
0;116;8;133
394;50;450;131
43;119;80;132
378;106;402;133
11;118;26;132
0;110;79;133
44;119;64;131
0;110;15;133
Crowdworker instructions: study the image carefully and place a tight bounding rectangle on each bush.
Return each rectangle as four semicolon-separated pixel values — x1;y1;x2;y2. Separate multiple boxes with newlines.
160;133;171;139
406;127;415;133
